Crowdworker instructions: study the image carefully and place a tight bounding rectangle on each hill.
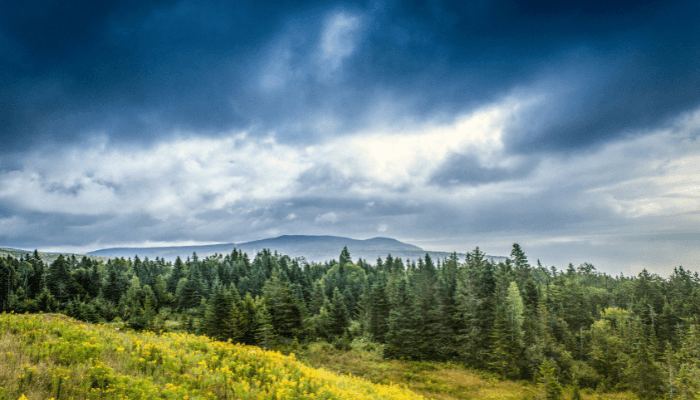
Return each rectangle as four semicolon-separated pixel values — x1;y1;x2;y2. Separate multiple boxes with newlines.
0;247;108;264
0;313;424;400
86;235;507;264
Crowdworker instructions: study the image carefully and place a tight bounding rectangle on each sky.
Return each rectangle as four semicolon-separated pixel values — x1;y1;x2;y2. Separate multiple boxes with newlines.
2;0;700;276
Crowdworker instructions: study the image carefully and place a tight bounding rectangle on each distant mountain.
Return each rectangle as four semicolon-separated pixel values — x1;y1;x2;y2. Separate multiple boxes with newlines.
87;235;507;264
0;247;108;264
87;243;239;262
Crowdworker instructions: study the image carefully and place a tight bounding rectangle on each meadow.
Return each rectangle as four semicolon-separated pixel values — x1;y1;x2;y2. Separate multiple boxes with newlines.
0;312;423;400
296;341;638;400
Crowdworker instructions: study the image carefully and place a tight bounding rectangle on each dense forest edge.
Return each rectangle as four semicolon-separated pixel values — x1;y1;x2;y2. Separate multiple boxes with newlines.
1;244;700;399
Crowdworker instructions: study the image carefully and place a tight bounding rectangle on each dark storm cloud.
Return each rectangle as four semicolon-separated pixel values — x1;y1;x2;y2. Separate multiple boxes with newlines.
429;153;538;186
3;0;699;156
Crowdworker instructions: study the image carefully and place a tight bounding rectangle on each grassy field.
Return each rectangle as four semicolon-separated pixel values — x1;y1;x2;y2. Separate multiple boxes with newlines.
295;340;638;400
0;313;423;400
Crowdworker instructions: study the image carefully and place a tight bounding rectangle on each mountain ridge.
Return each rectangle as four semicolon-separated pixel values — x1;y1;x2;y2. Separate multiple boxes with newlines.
86;235;507;264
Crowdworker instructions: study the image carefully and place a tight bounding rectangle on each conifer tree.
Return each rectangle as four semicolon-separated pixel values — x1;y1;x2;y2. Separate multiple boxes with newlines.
571;382;582;400
539;359;563;400
262;272;302;339
255;297;275;349
308;281;327;315
455;249;482;366
0;258;16;311
167;256;186;294
326;287;349;338
36;286;59;312
384;278;417;359
673;323;700;398
411;254;445;360
203;284;241;341
366;278;390;343
240;293;258;345
179;267;205;310
439;252;460;356
47;254;75;304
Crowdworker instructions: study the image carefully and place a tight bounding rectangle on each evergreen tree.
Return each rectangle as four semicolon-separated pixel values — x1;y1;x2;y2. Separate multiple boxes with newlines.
46;254;75;304
255;297;275;349
262;272;302;339
384;279;417;359
308;281;327;315
203;284;242;341
365;278;390;343
511;243;530;270
0;257;16;311
674;323;700;398
412;254;444;360
455;249;481;366
539;359;563;400
179;267;205;310
326;287;349;338
167;256;186;294
506;281;525;344
240;293;258;345
571;383;582;400
36;287;59;312
626;335;664;399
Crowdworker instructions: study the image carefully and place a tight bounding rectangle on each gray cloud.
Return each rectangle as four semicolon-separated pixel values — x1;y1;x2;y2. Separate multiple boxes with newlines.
430;153;538;186
3;0;700;276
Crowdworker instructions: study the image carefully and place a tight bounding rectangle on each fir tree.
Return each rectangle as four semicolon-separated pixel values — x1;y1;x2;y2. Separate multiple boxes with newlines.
539;359;563;400
167;256;186;294
46;254;75;304
203;284;242;341
384;278;417;359
255;297;275;349
326;287;349;338
262;272;302;339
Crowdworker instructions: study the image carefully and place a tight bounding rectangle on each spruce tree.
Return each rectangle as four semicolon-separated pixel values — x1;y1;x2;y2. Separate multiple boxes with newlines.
384;278;417;359
0;258;16;311
366;278;390;343
167;256;186;294
262;272;302;339
255;297;275;349
539;359;563;400
327;287;349;338
46;254;75;304
203;284;241;341
179;267;205;310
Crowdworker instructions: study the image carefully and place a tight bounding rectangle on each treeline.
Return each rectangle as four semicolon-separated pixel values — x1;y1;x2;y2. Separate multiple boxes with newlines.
2;245;700;399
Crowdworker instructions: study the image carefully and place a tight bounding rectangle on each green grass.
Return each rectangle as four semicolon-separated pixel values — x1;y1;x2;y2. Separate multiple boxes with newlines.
0;313;424;400
294;339;638;400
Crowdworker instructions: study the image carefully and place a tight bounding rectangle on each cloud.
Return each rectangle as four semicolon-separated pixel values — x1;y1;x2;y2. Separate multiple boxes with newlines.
430;152;538;186
317;12;361;77
3;0;700;274
3;0;700;159
3;98;700;262
315;212;339;224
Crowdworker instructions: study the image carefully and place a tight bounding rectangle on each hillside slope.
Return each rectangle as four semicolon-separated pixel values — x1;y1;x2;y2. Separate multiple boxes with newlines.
0;313;423;400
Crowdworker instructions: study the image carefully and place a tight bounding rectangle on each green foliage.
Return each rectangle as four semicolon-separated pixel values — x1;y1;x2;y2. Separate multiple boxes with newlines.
539;359;563;400
203;284;243;341
3;243;700;399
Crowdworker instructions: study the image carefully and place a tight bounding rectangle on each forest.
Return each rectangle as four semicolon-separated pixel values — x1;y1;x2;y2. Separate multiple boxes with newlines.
1;244;700;400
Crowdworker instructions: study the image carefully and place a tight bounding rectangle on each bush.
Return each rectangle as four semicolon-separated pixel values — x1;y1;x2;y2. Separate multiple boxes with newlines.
333;336;352;351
